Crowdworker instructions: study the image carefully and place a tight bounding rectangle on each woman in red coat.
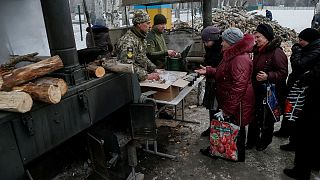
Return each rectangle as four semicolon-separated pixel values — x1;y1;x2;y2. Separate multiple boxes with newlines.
196;27;255;162
246;24;288;151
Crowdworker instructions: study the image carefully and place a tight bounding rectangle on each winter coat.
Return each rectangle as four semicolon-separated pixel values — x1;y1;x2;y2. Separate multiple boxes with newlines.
146;27;168;68
203;38;223;67
252;37;288;110
86;25;113;53
206;34;255;127
291;39;320;173
289;39;320;88
117;26;156;81
202;39;223;109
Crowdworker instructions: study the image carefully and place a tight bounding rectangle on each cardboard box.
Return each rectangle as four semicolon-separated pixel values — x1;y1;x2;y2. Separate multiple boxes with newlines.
140;71;189;101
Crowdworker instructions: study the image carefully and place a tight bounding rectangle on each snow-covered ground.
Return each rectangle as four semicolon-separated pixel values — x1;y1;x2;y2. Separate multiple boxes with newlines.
253;9;314;33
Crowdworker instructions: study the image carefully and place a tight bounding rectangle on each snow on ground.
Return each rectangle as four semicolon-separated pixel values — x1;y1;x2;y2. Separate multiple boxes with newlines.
252;9;314;33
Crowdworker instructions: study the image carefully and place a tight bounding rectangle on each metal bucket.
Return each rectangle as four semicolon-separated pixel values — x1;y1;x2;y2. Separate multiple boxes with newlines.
166;57;184;71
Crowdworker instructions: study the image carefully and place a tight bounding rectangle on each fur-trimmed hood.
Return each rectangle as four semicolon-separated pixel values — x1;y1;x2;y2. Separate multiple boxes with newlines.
223;34;255;61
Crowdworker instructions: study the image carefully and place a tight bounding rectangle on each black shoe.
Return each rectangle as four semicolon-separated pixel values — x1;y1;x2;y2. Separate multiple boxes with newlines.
201;128;210;136
245;143;255;150
200;147;217;159
273;130;289;138
256;143;269;151
158;112;173;119
283;168;298;179
280;143;296;151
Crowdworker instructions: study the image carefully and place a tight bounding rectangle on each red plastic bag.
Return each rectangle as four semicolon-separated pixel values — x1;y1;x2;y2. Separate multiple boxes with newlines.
209;119;240;161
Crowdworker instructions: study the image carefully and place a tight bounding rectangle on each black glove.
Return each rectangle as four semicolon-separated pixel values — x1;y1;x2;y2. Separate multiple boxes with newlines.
291;43;302;54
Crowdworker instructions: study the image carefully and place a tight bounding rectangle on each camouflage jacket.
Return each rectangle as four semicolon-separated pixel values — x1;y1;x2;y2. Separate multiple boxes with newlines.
146;27;168;68
117;26;156;81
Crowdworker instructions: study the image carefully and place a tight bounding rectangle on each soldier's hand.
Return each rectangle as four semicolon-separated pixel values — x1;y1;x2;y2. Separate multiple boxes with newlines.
147;73;160;81
167;50;176;57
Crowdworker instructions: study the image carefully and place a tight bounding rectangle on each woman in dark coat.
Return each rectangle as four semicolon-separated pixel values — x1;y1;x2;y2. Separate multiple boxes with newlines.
283;28;320;180
196;27;255;162
246;24;288;151
200;26;223;136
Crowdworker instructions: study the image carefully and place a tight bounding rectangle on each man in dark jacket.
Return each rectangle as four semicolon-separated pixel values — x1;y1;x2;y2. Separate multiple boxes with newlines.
266;9;272;21
86;24;113;57
276;28;320;152
146;14;176;69
283;28;320;180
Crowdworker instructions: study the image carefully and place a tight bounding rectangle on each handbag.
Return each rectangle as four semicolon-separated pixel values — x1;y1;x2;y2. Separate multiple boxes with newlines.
209;118;240;161
209;107;241;161
264;83;281;122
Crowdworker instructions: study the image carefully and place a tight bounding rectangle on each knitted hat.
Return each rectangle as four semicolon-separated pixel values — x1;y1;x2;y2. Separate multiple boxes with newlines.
154;14;167;25
298;28;320;43
255;24;274;41
201;26;221;41
221;27;244;45
132;10;150;25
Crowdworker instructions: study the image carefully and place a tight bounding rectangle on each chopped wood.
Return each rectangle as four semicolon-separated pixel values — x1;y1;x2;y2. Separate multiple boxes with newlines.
13;82;61;104
102;61;134;74
33;77;68;96
0;55;64;90
0;91;33;113
87;64;106;77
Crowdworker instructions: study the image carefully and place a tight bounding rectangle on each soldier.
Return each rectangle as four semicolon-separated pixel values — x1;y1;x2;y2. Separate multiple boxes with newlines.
146;13;176;69
116;10;159;81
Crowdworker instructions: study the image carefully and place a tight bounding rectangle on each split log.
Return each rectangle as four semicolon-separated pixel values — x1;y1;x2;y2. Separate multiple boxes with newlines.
102;62;134;74
0;91;33;113
13;82;61;104
34;77;68;96
1;52;41;69
87;64;105;77
0;55;64;90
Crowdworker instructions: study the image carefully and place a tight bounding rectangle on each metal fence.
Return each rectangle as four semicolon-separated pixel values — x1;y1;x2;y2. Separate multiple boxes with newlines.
264;6;314;10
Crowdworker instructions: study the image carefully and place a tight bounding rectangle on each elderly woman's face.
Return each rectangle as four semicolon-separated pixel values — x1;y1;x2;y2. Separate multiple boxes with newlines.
254;32;269;48
221;40;231;51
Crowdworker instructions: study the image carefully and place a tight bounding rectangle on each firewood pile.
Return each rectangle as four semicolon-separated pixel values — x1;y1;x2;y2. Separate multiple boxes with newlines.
173;7;298;55
0;54;134;113
0;53;67;113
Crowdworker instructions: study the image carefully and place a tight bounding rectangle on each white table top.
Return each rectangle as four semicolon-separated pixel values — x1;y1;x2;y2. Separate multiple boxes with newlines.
155;76;204;105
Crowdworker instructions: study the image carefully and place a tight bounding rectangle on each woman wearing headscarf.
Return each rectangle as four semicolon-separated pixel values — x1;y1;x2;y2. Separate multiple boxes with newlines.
246;24;288;151
196;27;255;162
200;26;223;136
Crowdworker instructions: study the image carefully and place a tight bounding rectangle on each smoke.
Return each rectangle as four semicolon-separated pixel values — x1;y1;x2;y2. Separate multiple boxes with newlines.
166;33;194;53
0;0;50;63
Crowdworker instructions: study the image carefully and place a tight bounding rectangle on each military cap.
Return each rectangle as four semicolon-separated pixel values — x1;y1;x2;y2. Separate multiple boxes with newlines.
132;10;150;25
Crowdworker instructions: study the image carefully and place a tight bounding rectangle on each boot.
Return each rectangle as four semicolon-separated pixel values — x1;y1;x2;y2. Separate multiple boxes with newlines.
201;127;210;136
273;130;290;138
280;143;296;151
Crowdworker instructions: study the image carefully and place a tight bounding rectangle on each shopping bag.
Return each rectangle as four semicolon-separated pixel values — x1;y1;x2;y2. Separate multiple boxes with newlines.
209;118;240;161
264;83;281;122
284;83;308;121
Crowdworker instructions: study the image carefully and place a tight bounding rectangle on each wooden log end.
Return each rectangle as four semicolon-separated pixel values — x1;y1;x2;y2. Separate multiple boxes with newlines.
48;85;62;104
95;67;106;77
19;92;33;113
0;91;33;113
